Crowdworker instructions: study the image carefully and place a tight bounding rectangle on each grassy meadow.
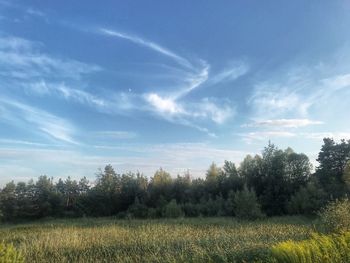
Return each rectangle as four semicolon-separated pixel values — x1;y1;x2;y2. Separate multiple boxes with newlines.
0;216;314;263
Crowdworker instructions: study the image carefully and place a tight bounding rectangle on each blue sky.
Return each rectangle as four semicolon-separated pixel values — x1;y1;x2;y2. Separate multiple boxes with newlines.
1;0;350;184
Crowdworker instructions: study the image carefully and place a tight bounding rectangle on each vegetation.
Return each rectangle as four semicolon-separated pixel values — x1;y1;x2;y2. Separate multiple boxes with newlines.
271;232;350;263
0;242;24;263
1;138;348;222
0;217;312;263
317;198;350;234
0;138;350;262
233;185;264;220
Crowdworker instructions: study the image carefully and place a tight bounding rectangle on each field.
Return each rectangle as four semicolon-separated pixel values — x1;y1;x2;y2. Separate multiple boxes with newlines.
0;216;314;263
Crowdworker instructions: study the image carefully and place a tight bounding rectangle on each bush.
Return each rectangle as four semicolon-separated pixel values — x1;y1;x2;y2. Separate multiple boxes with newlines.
234;185;264;220
0;243;24;263
225;190;236;216
127;197;149;219
147;208;158;218
115;211;127;219
163;199;183;218
317;198;350;234
270;232;350;263
182;202;200;217
198;196;224;216
287;179;327;215
343;161;350;191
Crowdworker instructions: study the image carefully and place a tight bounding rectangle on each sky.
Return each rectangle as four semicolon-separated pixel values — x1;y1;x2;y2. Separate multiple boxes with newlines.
1;0;350;184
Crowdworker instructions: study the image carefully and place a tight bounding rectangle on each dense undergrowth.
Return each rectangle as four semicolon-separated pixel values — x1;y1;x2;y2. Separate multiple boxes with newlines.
271;232;350;263
0;242;24;263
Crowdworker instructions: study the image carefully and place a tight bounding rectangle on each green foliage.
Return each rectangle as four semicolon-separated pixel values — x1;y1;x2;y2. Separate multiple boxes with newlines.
316;138;350;196
127;197;148;218
270;232;350;263
182;202;200;217
147;208;158;218
163;199;183;218
0;138;349;221
0;243;24;263
148;168;173;204
318;198;350;234
240;143;312;216
287;179;327;215
234;185;264;220
205;162;221;197
343;161;350;192
225;190;236;216
220;160;244;198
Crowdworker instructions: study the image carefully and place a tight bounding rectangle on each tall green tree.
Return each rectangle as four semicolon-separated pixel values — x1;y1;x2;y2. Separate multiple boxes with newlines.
0;182;17;220
92;165;121;215
205;162;221;197
233;185;264;220
148;168;172;204
316;138;350;196
221;160;243;197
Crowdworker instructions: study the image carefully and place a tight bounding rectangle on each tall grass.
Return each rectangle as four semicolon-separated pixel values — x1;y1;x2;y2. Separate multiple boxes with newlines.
271;232;350;263
0;217;311;263
0;242;24;263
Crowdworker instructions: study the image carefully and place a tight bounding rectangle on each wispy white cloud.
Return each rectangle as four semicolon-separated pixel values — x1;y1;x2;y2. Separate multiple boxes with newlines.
248;85;310;117
302;132;350;141
0;36;36;50
240;130;350;144
1;29;242;140
172;61;210;99
240;131;296;144
248;63;350;120
100;28;194;70
0;35;101;80
209;62;249;85
322;73;350;91
93;131;138;140
26;8;46;18
145;93;184;114
0;139;62;147
192;98;234;124
0;143;250;182
26;81;143;116
145;93;234;126
82;26;243;133
28;81;107;107
0;98;77;144
243;118;323;128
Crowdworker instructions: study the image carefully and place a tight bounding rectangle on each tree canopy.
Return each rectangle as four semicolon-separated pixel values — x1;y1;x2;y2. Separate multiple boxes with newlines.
1;138;349;221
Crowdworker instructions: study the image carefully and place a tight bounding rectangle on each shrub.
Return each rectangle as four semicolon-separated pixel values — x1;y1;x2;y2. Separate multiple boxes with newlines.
0;243;24;263
115;211;127;219
199;196;224;216
287;179;327;215
343;161;350;191
234;185;264;220
182;202;200;217
225;190;236;216
147;208;158;218
318;198;350;234
163;199;183;218
127;197;149;219
270;232;350;263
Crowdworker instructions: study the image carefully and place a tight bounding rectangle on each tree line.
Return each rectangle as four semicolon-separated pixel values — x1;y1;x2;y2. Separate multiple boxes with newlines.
0;138;349;221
